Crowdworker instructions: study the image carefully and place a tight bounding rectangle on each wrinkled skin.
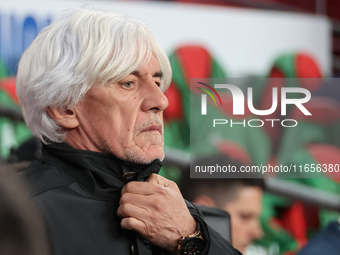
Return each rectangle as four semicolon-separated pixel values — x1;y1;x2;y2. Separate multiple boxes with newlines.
118;174;196;253
61;55;168;164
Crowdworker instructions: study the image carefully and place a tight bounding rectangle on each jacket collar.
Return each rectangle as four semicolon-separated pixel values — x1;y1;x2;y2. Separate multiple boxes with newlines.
42;143;163;198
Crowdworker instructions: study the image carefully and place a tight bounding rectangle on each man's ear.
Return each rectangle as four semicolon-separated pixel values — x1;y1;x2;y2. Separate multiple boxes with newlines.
47;107;79;129
193;195;216;207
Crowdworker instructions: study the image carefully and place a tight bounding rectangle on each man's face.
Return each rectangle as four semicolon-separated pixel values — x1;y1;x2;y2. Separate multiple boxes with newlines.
72;55;169;164
223;187;263;253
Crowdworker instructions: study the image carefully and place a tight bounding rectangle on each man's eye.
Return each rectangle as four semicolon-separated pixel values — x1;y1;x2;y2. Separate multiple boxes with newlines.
122;81;133;88
240;213;253;221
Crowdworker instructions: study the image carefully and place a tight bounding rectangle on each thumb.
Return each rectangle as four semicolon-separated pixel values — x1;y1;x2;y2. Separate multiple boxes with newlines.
146;174;179;192
145;173;166;185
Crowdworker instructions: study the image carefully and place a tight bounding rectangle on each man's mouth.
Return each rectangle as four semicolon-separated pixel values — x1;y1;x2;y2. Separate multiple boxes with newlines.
142;125;162;134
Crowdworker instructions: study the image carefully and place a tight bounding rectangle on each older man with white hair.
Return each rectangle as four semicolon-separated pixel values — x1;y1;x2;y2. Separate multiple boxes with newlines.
16;8;241;255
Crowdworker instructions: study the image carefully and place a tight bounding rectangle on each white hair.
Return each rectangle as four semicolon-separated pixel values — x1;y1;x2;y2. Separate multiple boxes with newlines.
16;8;171;144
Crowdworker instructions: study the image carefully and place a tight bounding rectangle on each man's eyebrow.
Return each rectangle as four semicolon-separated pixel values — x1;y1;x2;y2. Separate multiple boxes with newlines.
153;71;163;78
129;70;163;78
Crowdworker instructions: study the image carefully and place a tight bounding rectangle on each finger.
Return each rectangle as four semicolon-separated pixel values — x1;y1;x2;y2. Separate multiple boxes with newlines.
121;181;156;196
121;217;147;235
119;192;169;217
119;192;153;207
117;202;149;219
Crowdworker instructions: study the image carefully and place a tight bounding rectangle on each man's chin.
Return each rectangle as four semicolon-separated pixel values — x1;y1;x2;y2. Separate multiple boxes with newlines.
124;148;164;165
237;244;249;254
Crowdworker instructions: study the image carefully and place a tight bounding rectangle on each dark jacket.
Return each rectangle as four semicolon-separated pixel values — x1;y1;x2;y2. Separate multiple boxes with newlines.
21;143;241;255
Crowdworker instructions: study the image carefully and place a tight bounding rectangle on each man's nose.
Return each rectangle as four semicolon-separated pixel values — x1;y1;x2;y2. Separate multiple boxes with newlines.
142;82;169;112
251;221;264;240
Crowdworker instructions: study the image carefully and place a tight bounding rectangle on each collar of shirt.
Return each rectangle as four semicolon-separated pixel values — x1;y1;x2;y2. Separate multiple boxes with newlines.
41;143;163;198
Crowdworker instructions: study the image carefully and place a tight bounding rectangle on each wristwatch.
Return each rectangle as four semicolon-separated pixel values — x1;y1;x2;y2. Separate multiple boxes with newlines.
175;230;205;255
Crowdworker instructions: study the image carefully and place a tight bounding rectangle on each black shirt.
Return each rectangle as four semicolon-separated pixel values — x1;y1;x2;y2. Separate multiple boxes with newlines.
21;143;242;255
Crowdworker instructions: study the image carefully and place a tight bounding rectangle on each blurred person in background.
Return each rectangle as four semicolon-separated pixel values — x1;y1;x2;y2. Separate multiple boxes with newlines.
181;154;265;254
0;171;51;255
297;218;340;255
15;8;242;255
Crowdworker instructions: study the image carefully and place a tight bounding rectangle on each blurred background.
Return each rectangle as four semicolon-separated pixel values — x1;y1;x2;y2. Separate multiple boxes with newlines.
0;0;340;254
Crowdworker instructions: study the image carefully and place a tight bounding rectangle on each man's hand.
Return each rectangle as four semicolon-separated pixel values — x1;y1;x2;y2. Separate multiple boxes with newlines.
117;173;197;253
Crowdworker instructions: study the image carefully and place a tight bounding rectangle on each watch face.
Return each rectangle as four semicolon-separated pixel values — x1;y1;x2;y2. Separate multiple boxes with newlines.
183;238;205;255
